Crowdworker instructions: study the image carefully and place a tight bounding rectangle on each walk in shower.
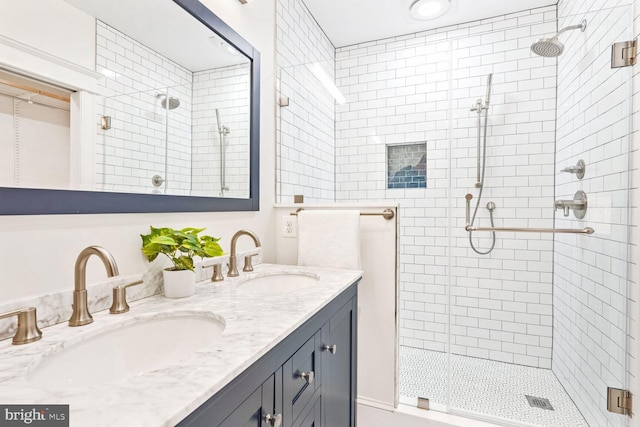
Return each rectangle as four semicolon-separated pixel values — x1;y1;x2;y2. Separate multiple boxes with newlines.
276;1;633;426
396;4;631;426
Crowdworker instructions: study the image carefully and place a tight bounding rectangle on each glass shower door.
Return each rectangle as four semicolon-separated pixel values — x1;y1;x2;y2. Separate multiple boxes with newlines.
448;4;633;427
548;4;632;427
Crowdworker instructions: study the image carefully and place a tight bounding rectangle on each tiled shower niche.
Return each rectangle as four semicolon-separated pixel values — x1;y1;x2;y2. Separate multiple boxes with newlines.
386;142;427;189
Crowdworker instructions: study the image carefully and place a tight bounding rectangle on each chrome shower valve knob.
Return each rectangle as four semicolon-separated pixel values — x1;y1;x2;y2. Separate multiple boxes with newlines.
561;160;586;179
554;191;587;219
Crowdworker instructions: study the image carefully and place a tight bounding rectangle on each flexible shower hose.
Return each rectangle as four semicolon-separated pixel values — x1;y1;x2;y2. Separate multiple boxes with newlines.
468;104;496;255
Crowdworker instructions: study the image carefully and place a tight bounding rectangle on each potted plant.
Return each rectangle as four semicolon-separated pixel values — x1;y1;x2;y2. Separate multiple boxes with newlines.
141;226;224;298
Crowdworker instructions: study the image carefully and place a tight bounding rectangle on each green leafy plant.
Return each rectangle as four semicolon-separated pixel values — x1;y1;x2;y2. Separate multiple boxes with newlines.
141;226;224;271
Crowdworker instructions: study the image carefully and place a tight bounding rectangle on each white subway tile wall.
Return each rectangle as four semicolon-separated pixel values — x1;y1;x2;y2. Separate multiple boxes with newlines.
630;1;640;427
192;64;251;198
276;0;336;203
275;2;639;423
334;7;558;368
96;21;248;197
96;21;193;195
553;1;633;427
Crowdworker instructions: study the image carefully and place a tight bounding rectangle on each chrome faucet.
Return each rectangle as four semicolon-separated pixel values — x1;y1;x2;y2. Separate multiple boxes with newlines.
69;246;119;327
228;230;261;277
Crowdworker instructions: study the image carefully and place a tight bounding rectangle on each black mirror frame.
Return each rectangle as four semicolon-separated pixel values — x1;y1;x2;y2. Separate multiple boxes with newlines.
0;0;260;215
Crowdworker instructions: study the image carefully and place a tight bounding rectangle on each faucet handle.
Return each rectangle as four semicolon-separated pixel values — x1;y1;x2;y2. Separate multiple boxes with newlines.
0;307;42;345
211;264;224;282
109;280;143;314
243;254;258;272
561;159;586;179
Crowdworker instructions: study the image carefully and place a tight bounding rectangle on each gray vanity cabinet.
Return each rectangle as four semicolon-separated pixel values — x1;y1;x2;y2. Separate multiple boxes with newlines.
282;331;322;424
177;283;358;427
293;395;321;427
219;374;276;427
321;299;356;427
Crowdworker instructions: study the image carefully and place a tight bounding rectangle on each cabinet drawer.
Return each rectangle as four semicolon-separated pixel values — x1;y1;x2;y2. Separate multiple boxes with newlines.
283;330;322;425
293;393;321;427
218;374;275;427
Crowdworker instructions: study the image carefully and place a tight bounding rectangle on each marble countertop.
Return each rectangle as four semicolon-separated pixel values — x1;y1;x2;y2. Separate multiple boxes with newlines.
0;264;362;427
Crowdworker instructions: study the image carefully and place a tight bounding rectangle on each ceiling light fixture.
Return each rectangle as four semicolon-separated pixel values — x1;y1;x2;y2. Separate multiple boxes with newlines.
410;0;451;20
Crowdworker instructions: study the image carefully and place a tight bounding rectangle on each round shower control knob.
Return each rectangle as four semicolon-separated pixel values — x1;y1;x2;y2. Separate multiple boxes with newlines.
151;175;165;187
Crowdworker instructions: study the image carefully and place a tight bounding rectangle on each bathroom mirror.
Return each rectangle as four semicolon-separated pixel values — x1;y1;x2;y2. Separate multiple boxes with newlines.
0;0;260;214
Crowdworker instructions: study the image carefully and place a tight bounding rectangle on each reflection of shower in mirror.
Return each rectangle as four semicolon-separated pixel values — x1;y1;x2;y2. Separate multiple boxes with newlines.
156;93;181;110
215;108;231;196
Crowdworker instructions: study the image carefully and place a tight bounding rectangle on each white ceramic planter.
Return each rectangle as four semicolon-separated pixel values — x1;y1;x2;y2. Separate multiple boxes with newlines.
162;269;196;298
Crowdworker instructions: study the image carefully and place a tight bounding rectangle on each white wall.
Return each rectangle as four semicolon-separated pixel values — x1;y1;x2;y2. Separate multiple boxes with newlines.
0;0;276;302
335;6;558;368
0;0;95;72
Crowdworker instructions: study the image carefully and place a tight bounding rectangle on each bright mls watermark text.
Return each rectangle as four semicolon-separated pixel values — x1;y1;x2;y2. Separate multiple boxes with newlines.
0;405;68;426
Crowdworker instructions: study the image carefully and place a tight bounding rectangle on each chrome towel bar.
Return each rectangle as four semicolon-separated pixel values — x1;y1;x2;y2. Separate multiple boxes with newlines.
465;194;594;235
465;225;594;234
290;208;395;221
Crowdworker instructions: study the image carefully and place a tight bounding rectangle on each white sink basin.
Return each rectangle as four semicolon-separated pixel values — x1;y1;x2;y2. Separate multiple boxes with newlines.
237;272;320;292
27;313;225;389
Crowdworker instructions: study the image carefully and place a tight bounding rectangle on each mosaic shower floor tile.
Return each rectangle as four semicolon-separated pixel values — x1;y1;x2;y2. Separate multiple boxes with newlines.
399;346;588;427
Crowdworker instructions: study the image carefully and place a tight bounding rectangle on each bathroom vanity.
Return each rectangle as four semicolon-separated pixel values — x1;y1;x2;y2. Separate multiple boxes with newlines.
0;265;360;427
179;277;357;427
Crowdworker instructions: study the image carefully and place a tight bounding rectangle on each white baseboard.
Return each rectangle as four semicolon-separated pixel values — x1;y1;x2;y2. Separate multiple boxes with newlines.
356;395;395;412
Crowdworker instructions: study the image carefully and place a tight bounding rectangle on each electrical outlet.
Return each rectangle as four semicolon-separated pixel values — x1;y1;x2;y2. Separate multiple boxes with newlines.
282;215;297;238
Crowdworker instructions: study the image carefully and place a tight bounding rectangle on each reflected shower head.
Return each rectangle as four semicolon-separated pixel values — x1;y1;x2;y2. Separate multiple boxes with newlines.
156;93;180;110
531;19;586;57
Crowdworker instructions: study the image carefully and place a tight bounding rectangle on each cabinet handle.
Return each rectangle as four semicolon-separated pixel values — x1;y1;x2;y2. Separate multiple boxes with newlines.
264;413;282;427
299;371;315;384
323;344;337;355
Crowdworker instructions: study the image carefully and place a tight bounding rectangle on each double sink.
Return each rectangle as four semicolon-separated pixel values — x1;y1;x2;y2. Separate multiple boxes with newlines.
25;271;320;390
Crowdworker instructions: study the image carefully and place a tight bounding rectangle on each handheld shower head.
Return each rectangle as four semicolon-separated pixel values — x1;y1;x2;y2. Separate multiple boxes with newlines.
485;73;493;107
531;19;586;57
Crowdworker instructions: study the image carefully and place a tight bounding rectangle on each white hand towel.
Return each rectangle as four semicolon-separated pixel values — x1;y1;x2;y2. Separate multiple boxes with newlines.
297;210;361;270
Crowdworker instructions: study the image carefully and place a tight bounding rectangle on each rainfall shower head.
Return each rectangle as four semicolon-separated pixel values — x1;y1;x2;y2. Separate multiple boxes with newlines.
156;93;181;110
531;38;565;57
531;19;587;57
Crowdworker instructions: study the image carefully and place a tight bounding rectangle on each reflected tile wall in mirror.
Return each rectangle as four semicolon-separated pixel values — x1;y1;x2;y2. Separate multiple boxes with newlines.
97;21;251;197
